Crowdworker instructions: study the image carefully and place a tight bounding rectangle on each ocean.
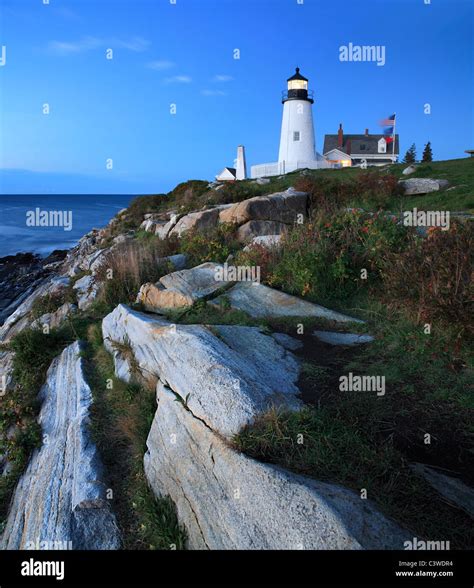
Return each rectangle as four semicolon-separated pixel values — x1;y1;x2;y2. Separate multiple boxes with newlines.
0;194;134;257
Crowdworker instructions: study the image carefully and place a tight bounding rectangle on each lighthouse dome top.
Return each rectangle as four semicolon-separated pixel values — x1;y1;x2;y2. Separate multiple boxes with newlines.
283;67;313;103
287;67;308;82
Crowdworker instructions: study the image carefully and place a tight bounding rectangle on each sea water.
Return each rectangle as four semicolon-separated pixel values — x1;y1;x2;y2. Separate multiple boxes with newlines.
0;194;133;257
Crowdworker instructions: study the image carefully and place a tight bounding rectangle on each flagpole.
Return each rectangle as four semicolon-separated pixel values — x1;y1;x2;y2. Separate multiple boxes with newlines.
392;112;396;162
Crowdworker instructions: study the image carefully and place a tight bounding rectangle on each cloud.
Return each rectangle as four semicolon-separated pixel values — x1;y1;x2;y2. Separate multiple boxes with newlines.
113;37;150;52
164;75;192;84
47;36;101;55
213;74;233;82
47;36;150;55
201;89;227;96
146;60;176;70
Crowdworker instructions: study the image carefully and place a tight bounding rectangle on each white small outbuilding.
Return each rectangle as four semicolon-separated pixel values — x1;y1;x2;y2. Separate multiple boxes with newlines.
215;167;236;182
216;145;248;182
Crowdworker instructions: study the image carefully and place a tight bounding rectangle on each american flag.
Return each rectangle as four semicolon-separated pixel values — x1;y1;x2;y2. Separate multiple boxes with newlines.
379;114;396;126
379;113;396;144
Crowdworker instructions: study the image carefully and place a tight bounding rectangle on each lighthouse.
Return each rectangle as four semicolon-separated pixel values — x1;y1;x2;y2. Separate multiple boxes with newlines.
250;68;328;178
278;68;316;168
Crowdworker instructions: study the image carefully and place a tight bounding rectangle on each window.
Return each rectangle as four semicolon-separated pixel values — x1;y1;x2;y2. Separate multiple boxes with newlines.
360;144;366;150
293;131;300;142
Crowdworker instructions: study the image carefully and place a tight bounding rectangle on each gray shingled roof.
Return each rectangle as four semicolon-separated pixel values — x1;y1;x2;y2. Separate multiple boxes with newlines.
323;134;399;155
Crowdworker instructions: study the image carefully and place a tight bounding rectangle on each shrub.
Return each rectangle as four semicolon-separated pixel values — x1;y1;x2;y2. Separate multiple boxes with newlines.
95;238;176;307
207;182;269;206
180;223;240;265
353;171;402;208
294;176;353;217
167;180;210;212
30;289;75;319
265;210;409;302
233;243;279;284
295;172;402;215
383;221;474;332
111;194;169;234
10;328;70;396
126;194;169;222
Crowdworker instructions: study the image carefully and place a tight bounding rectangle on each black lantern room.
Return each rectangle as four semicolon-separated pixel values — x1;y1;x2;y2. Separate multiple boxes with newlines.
282;67;314;104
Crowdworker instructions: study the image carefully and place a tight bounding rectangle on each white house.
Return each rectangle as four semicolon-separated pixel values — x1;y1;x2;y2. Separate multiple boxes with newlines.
323;124;399;167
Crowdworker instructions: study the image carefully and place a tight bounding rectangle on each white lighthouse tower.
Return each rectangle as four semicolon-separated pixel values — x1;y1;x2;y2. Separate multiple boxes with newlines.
251;68;328;179
278;67;316;169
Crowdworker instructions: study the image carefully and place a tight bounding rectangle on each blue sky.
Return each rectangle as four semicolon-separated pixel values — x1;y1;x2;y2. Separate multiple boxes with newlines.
0;0;472;194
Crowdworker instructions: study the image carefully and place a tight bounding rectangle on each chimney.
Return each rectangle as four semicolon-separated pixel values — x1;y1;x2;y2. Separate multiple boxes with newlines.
235;145;247;181
338;123;343;147
346;139;352;155
365;128;369;136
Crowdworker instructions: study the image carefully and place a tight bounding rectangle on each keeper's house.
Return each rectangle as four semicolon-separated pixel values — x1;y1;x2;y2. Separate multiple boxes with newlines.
323;124;399;167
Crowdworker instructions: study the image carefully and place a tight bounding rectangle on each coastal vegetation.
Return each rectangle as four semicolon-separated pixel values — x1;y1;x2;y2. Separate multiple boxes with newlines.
1;156;472;547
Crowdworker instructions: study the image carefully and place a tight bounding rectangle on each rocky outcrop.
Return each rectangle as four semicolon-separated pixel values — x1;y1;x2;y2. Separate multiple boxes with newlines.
136;262;233;312
0;351;16;475
399;178;449;195
219;188;308;225
170;209;221;238
0;251;67;326
0;342;120;550
155;189;308;240
144;381;409;550
409;463;474;518
103;304;410;550
313;331;374;346
210;282;364;323
102;305;301;437
31;302;77;331
402;165;417;176
64;231;101;278
243;235;283;250
73;274;99;311
0;276;71;343
236;220;287;243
